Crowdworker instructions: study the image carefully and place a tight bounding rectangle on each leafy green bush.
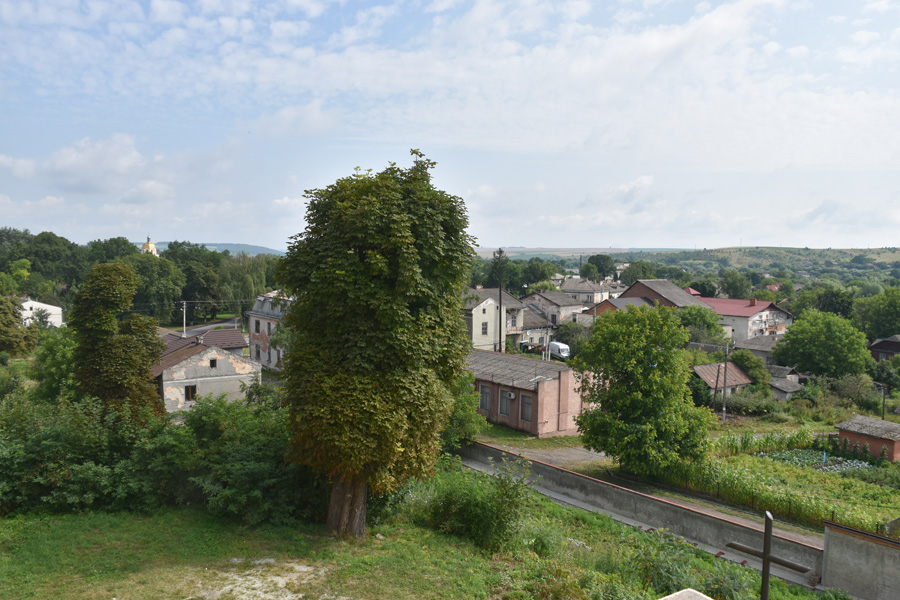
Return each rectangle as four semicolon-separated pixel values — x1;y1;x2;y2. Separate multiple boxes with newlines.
0;351;9;366
711;388;778;416
400;456;530;551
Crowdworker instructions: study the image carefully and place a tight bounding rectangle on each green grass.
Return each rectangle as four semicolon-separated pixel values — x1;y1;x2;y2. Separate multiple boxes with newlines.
476;423;583;449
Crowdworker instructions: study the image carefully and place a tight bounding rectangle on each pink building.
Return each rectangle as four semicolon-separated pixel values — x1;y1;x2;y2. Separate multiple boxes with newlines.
468;350;585;437
836;415;900;462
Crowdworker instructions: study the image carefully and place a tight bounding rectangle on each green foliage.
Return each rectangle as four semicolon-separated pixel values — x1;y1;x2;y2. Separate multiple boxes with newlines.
440;374;487;452
29;326;79;403
690;278;718;297
68;263;166;414
400;456;530;551
122;253;186;323
0;296;33;357
720;270;751;299
678;304;728;345
774;310;872;378
580;262;600;281
729;349;771;384
0;351;8;366
575;305;715;476
712;387;777;416
278;152;474;532
587;254;616;280
853;286;900;340
555;320;592;359
618;261;655;286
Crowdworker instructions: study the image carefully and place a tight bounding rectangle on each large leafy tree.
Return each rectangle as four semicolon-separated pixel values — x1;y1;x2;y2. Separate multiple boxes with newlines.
0;296;35;356
123;253;186;323
68;263;165;413
720;269;751;299
587;254;616;280
853;287;900;341
773;310;872;378
729;349;771;385
277;151;474;538
677;304;727;345
619;260;655;286
574;305;714;476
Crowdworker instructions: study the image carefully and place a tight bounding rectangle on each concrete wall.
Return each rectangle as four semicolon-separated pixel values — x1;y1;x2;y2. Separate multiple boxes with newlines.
162;346;261;412
458;442;824;578
823;522;900;600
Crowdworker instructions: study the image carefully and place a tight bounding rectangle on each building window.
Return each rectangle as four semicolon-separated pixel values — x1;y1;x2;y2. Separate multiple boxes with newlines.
500;390;512;416
185;385;197;402
511;314;517;327
481;322;488;335
267;348;271;363
209;359;217;369
267;321;271;335
551;314;557;325
255;320;260;334
255;345;260;360
482;307;486;314
520;394;532;422
479;385;491;411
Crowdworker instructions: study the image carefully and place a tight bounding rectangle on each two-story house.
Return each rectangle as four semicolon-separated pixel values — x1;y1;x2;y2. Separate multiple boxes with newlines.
463;288;526;352
700;297;792;342
520;290;583;328
246;291;292;370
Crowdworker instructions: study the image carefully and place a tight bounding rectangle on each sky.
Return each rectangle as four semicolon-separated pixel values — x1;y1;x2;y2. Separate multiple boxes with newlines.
1;0;900;253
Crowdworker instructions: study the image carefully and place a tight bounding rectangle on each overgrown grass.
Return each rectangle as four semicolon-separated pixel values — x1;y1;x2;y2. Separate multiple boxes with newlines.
0;465;842;600
476;423;583;449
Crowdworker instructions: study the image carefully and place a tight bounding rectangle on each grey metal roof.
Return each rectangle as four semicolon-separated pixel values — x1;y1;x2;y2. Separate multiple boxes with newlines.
835;415;900;441
601;297;650;311
463;288;525;310
532;290;583;307
468;349;569;391
735;334;784;352
631;279;712;308
692;363;752;388
766;365;798;378
560;278;605;292
522;306;551;329
769;379;802;393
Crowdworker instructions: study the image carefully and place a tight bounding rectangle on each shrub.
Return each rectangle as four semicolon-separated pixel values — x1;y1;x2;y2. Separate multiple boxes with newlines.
711;388;777;416
400;456;531;551
0;351;9;366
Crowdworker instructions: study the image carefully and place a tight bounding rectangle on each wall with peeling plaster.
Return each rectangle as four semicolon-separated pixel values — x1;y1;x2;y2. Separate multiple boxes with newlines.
160;345;261;412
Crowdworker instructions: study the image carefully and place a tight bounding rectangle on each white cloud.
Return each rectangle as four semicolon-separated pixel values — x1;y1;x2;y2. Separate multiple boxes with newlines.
763;41;781;55
121;180;174;204
150;0;187;24
852;30;880;44
695;2;712;14
786;45;808;57
327;4;399;47
0;155;37;178
864;1;899;13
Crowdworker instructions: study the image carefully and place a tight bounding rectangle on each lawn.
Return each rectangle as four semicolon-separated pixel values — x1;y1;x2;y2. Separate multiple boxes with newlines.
476;422;583;449
0;470;836;600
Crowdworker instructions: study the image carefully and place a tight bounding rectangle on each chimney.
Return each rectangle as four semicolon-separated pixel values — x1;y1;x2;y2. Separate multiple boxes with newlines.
750;298;757;306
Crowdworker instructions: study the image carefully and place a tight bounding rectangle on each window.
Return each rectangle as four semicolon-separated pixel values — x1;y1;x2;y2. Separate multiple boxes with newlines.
479;385;491;411
267;348;271;363
520;394;532;422
481;322;488;335
185;385;197;402
267;322;271;335
511;314;517;327
209;359;217;369
500;390;511;416
255;320;260;333
255;345;260;360
482;307;486;314
551;314;557;325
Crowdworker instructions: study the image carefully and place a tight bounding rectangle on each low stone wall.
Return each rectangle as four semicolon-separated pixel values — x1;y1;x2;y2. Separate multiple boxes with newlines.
457;442;824;579
823;522;900;600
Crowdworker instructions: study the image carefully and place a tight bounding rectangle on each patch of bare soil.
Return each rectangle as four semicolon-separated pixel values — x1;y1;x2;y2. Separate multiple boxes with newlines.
185;558;345;600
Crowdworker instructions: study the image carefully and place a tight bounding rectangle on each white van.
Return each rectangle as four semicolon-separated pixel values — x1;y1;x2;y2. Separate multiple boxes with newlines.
549;341;570;361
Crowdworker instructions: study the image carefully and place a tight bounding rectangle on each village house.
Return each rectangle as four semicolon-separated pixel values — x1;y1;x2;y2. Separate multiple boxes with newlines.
691;362;753;397
734;334;784;365
520;290;584;327
468;349;585;437
152;339;261;413
19;298;63;327
585;297;650;315
463;288;525;352
835;415;900;462
246;291;292;370
699;297;792;342
869;335;900;362
619;279;712;310
519;306;553;352
559;278;608;304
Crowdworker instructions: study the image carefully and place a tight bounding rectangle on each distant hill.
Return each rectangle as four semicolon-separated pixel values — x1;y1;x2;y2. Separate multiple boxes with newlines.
137;242;284;256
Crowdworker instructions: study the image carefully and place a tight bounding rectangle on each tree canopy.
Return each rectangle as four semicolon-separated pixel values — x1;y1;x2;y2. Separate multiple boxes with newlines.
619;261;655;286
720;270;751;299
277;151;474;537
68;263;165;413
574;305;714;476
677;305;727;346
587;254;616;280
773;310;872;378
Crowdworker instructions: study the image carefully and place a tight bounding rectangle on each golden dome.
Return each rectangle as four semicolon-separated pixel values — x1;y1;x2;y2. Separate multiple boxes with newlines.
141;236;158;256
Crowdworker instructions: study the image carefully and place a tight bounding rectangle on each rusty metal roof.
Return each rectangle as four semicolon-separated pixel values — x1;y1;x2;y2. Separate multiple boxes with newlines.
692;362;752;389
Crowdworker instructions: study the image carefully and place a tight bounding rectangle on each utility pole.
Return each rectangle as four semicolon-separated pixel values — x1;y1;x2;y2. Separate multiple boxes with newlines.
722;342;730;422
181;301;187;338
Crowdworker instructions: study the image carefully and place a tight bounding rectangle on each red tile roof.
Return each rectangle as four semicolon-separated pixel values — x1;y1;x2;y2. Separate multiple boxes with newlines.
699;297;790;318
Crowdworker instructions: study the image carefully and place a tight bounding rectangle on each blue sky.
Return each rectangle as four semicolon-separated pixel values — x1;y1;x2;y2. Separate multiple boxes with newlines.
1;0;899;252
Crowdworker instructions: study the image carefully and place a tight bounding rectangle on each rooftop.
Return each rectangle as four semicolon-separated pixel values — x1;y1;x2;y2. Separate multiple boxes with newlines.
468;350;569;391
692;362;752;389
835;415;900;441
630;279;711;308
699;297;792;318
464;288;525;310
734;334;784;352
528;290;584;307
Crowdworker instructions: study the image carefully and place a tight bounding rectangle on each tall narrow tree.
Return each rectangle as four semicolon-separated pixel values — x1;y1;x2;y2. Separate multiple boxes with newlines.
278;151;474;538
68;263;165;413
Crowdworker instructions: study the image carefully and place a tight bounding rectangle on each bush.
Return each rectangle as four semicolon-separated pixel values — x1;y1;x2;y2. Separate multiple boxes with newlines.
712;388;777;416
0;351;9;366
400;455;531;551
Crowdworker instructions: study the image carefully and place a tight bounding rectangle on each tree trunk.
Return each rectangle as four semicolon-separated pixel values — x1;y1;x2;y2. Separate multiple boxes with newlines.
326;473;367;538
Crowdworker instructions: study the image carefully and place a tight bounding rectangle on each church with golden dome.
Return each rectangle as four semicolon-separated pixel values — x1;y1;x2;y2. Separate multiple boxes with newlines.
141;235;158;257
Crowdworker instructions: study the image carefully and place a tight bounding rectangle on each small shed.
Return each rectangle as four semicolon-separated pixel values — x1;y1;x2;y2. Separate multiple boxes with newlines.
691;362;752;397
769;378;802;401
835;415;900;462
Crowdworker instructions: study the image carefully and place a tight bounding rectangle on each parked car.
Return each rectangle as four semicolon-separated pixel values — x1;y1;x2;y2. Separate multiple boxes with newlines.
549;341;570;361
